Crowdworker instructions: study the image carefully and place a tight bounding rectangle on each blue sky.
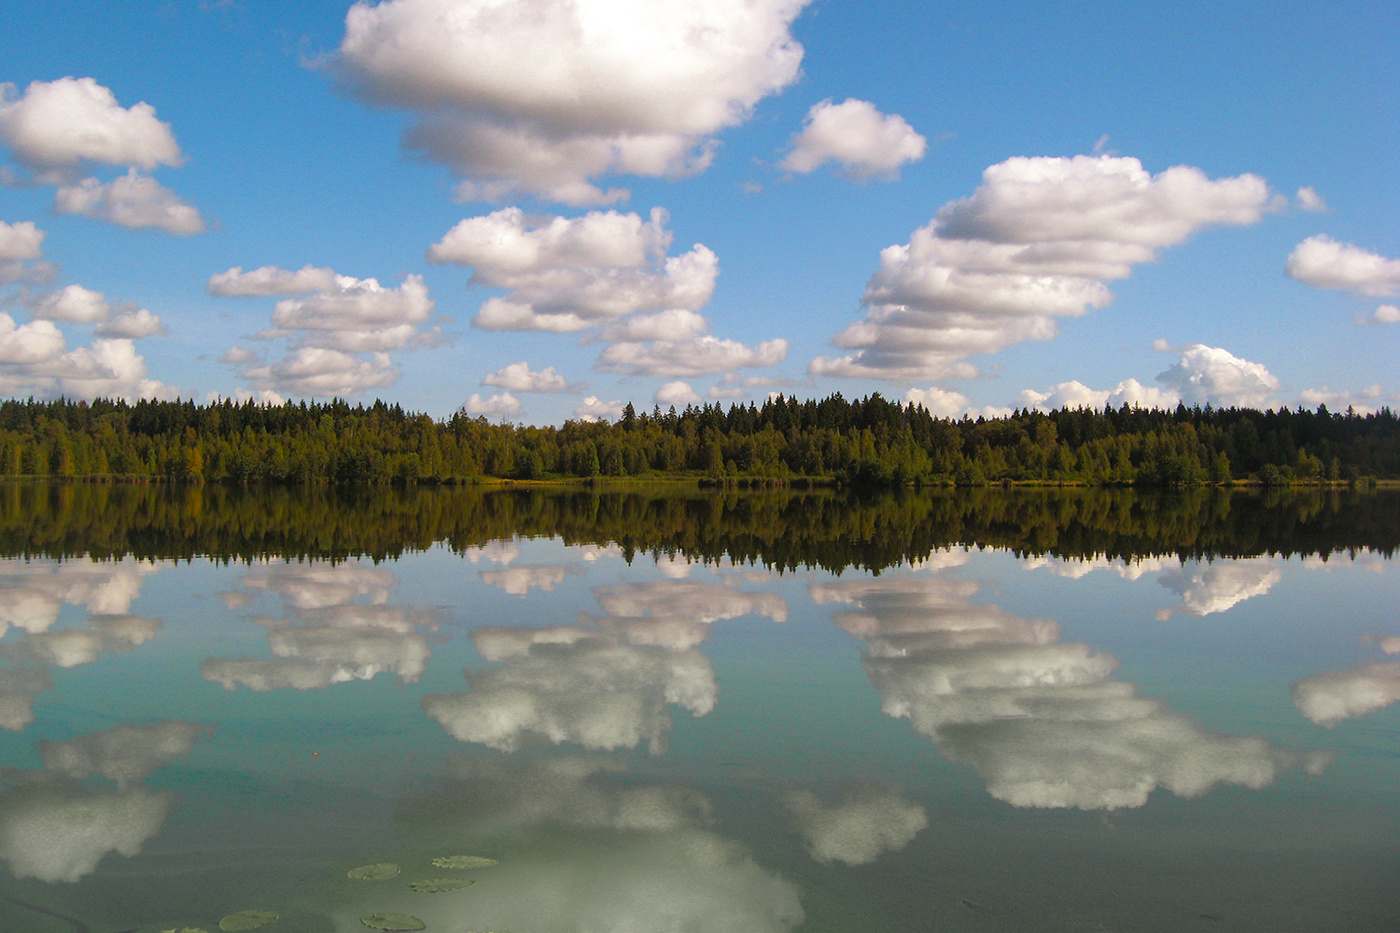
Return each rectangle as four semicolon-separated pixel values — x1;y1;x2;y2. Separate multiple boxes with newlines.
1;0;1395;424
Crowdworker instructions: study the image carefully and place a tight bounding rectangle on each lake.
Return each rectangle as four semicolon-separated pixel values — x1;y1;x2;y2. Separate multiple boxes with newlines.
0;484;1396;932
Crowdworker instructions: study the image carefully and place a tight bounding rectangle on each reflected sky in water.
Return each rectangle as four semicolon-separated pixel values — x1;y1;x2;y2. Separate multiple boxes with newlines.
0;528;1397;931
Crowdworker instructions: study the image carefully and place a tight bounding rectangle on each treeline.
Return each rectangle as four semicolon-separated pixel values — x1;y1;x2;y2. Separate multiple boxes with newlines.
2;483;1395;568
0;393;1397;486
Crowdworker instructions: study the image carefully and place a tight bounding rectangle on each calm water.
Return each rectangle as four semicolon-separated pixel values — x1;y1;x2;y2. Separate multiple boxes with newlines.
0;486;1396;932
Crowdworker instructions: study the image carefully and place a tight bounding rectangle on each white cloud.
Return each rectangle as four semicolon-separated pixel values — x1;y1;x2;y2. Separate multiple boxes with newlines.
780;99;926;180
1286;235;1400;297
656;380;702;406
242;347;398;398
0;219;55;284
1296;186;1327;212
336;0;810;204
207;264;342;296
430;207;717;331
600;308;710;342
597;335;788;378
1292;662;1400;728
214;271;440;398
786;785;927;865
1019;377;1178;412
1372;304;1400;324
482;360;570;392
463;391;522;417
0;320;176;401
33;284;112;323
1154;343;1280;409
54;170;205;235
812;155;1276;381
904;386;971;418
0;77;183;173
574;395;624;422
96;307;166;338
1298;387;1380;415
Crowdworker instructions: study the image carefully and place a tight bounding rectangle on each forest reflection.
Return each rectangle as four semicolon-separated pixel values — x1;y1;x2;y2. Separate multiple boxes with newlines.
1;481;1395;568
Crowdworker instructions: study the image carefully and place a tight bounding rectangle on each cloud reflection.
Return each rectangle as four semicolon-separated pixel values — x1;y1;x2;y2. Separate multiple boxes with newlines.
1155;558;1282;618
785;784;927;865
1292;634;1400;727
343;757;803;933
0;720;206;882
424;580;784;752
814;575;1325;809
203;562;437;691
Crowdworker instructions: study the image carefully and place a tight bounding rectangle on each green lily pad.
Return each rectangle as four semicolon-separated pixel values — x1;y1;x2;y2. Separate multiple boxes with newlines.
431;855;498;869
348;862;401;880
409;877;476;893
161;928;210;933
219;910;278;931
360;914;426;931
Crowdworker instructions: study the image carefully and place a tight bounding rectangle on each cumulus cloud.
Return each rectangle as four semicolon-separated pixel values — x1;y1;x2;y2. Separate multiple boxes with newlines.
207;264;341;297
1286;235;1400;297
812;155;1276;381
431;207;717;330
54;170;205;235
574;395;624;422
0;77;183;174
1154;343;1280;409
335;0;810;204
1371;305;1400;325
1292;662;1400;728
904;386;971;418
813;574;1323;809
462;391;522;418
780;99;926;181
212;270;440;398
483;360;571;392
1020;377;1178;412
0;557;160;637
0;304;174;401
785;785;927;865
656;380;702;406
597;335;788;378
1295;187;1327;212
0;219;56;284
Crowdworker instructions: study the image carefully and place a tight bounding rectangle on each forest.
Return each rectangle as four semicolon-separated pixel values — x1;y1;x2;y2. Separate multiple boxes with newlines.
0;393;1396;487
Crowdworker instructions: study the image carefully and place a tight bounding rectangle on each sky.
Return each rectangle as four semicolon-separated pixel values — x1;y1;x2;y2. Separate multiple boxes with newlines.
1;0;1396;425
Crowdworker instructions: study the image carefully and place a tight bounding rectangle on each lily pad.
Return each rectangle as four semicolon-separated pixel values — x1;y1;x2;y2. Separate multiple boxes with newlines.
409;877;476;893
348;862;401;881
161;928;210;933
431;855;498;869
219;910;278;931
360;914;426;931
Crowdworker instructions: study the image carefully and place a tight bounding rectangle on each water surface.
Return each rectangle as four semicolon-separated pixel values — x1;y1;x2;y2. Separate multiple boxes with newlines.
0;485;1396;931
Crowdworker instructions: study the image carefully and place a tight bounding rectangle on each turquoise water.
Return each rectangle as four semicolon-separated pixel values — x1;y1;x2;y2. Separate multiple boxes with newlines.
0;530;1397;931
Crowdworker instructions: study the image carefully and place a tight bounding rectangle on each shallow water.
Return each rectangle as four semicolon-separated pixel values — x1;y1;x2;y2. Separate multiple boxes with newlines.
0;487;1396;931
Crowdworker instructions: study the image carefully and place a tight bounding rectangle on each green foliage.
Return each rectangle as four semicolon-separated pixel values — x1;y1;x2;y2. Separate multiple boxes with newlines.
0;395;1395;488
